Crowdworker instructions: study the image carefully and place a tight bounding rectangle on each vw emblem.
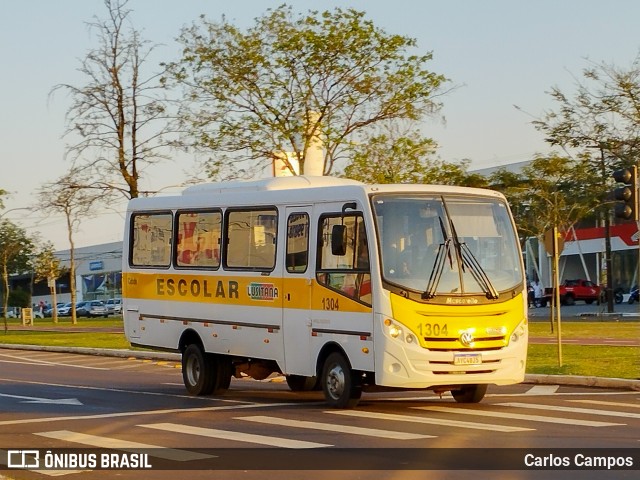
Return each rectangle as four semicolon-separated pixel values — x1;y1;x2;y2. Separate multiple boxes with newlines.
459;331;475;347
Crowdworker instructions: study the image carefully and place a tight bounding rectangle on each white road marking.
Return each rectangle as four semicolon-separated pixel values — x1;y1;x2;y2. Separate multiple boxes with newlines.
0;357;106;370
238;415;433;439
0;377;250;404
35;430;212;461
568;399;640;409
499;401;640;419
0;401;312;427
326;409;532;432
415;406;624;427
0;393;82;405
140;422;331;449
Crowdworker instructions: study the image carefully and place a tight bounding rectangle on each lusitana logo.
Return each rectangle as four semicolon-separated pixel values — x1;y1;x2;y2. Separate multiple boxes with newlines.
247;282;279;301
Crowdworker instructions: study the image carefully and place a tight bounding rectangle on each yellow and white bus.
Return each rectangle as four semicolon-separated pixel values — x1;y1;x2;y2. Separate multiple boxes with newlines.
123;176;527;408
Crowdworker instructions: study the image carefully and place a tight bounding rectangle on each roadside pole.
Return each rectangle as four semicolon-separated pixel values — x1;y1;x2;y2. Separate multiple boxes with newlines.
545;227;563;367
553;226;563;367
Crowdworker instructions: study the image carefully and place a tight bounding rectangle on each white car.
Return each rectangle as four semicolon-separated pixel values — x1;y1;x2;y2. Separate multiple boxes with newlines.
105;298;122;315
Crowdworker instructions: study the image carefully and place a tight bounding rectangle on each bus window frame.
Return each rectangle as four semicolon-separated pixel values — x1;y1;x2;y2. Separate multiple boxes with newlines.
286;212;310;274
223;206;279;272
129;210;174;269
174;208;223;270
316;212;372;306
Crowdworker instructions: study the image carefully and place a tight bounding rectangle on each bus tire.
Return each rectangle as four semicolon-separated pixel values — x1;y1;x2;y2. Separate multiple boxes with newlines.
451;384;487;403
321;352;362;409
215;356;233;392
285;375;318;392
182;344;216;395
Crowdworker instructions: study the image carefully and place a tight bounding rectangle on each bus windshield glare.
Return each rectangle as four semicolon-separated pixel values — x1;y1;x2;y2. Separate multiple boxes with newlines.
372;194;522;298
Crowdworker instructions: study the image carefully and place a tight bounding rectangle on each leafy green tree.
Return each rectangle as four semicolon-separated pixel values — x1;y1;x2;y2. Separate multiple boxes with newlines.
342;127;487;186
532;55;640;310
0;220;34;331
165;5;448;178
489;154;602;241
533;55;640;164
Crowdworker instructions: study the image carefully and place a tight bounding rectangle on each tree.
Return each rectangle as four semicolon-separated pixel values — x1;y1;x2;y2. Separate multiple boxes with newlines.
36;170;101;324
489;154;602;241
533;54;640;163
33;242;67;323
0;220;34;332
51;0;174;200
342;124;487;186
532;55;640;310
165;5;449;178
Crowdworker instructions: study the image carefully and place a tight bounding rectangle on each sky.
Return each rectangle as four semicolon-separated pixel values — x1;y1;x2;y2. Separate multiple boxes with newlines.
1;0;639;251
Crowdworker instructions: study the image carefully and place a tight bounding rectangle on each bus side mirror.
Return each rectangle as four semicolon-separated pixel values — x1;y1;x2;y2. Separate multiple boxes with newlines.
331;224;348;256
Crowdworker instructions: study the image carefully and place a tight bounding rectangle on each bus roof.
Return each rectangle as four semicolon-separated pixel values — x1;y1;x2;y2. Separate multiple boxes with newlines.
181;175;363;195
127;176;505;211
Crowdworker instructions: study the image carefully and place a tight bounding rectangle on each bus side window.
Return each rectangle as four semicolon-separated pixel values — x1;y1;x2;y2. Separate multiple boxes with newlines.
316;213;371;305
286;213;309;273
130;212;173;267
225;208;278;270
176;210;222;268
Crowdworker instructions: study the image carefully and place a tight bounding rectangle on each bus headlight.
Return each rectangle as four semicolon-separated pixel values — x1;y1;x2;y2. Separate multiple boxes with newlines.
389;324;402;338
384;318;402;339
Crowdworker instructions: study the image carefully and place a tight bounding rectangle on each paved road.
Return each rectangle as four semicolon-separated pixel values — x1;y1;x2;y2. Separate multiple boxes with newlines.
0;349;638;480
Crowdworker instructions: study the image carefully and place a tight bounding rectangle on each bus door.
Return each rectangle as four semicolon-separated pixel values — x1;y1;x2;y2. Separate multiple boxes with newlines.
281;206;314;375
309;204;375;372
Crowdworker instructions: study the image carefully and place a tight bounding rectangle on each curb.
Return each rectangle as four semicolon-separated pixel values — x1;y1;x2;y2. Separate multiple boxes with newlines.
1;343;638;392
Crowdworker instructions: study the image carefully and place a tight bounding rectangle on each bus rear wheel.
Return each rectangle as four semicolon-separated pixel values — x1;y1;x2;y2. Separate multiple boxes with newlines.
321;352;361;408
182;344;216;395
451;384;487;403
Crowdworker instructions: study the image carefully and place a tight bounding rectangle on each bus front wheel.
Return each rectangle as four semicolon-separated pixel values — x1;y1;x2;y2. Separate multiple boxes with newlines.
321;352;362;409
451;384;487;403
182;344;216;395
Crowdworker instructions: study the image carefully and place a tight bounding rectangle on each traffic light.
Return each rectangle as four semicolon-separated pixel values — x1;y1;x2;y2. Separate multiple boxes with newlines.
612;165;638;221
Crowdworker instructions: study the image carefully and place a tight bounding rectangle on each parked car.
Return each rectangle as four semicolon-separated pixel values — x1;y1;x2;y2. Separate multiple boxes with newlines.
105;298;122;315
57;302;74;316
76;301;108;318
44;303;66;317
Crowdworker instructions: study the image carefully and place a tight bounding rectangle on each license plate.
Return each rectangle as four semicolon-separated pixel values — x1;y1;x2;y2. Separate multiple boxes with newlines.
454;354;482;365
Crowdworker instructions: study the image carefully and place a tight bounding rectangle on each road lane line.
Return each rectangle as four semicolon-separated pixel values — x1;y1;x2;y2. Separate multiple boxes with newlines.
0;401;317;427
0;355;108;370
35;430;212;461
140;422;331;449
0;377;251;403
498;401;640;419
568;399;640;409
238;415;433;439
326;410;532;432
414;406;624;427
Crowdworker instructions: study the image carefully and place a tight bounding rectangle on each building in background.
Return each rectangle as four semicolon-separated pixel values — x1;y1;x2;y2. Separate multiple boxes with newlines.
8;241;122;306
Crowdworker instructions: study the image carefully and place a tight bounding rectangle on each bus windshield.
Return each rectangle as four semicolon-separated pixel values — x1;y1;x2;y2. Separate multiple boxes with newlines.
372;194;522;298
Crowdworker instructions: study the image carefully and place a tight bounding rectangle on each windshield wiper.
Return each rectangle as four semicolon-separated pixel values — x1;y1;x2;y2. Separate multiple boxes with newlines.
423;215;499;300
423;239;450;299
423;217;453;299
449;218;499;300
